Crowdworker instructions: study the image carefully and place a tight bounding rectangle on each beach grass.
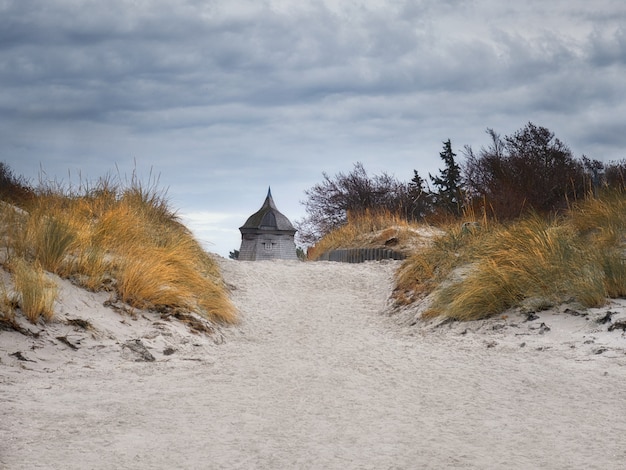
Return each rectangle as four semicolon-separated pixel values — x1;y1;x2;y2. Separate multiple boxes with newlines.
0;172;237;325
307;209;432;260
393;220;490;305
395;191;626;320
10;257;57;323
0;276;17;323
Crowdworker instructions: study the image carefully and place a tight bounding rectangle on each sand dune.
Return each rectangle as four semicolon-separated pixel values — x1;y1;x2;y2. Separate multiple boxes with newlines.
1;259;626;469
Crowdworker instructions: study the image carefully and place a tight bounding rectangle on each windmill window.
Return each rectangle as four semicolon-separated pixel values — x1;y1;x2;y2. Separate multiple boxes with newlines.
261;212;277;228
263;242;275;252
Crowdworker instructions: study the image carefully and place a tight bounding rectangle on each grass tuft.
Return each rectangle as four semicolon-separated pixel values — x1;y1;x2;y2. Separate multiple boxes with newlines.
115;237;237;323
0;277;17;322
10;258;57;323
33;215;76;273
394;220;489;305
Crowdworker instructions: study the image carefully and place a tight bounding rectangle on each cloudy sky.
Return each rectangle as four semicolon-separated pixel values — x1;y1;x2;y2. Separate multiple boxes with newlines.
2;0;625;257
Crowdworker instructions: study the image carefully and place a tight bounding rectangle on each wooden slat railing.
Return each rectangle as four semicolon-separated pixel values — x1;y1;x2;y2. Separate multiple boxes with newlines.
315;248;406;263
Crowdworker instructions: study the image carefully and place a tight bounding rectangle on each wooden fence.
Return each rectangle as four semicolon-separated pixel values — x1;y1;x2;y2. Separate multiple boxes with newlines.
315;248;406;263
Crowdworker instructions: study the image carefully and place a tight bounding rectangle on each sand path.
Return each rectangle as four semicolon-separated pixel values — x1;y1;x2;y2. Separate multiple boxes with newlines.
2;259;626;469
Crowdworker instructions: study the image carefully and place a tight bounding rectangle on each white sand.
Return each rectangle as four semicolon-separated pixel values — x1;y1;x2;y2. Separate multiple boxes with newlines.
1;259;626;469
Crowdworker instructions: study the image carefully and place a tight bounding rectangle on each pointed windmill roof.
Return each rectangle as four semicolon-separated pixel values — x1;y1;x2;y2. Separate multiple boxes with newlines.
239;187;296;233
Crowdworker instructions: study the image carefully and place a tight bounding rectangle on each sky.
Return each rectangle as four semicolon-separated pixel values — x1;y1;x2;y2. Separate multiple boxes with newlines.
1;0;626;257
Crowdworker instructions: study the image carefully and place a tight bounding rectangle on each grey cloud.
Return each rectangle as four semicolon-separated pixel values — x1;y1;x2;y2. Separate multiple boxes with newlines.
2;0;626;256
0;0;528;127
587;27;626;67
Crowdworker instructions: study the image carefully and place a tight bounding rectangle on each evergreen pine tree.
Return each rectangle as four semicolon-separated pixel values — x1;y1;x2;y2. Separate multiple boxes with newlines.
429;139;463;216
408;170;433;220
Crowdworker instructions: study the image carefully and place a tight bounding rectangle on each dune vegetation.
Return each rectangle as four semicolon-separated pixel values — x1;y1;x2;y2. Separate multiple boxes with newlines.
0;164;237;325
306;190;626;321
300;123;626;322
392;191;626;320
305;209;441;261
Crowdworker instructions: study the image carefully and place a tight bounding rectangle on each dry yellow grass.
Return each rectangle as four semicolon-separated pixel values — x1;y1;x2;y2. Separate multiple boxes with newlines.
32;213;76;273
10;257;58;323
569;189;626;245
65;247;112;292
308;209;435;260
0;276;16;322
115;235;237;323
568;190;626;299
0;202;29;260
394;220;491;305
0;174;237;325
397;195;626;321
422;260;521;320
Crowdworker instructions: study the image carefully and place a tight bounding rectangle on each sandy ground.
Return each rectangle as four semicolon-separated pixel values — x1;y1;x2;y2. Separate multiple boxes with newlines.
1;258;626;469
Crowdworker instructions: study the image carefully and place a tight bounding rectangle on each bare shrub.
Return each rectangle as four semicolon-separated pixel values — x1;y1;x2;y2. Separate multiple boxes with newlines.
463;123;587;220
0;161;34;207
297;162;414;244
